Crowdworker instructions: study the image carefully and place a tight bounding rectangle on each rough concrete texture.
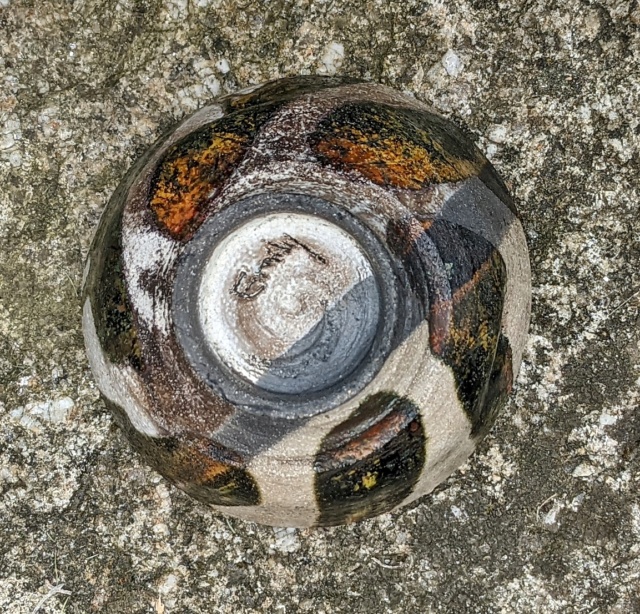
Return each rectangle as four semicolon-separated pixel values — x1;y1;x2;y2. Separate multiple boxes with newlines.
0;0;639;612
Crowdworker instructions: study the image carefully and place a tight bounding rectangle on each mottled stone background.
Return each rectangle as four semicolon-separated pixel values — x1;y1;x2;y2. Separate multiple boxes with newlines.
1;0;639;612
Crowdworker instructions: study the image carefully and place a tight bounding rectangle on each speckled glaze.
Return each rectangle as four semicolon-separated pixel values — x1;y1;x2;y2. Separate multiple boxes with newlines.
82;76;531;527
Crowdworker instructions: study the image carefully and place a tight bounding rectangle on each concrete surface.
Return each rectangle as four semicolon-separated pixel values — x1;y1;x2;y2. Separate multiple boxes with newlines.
1;0;639;612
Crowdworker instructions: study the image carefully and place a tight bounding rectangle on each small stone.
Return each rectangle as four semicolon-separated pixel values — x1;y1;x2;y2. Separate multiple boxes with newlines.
542;501;562;527
318;42;344;76
271;527;300;553
11;397;74;427
159;573;178;595
572;463;596;478
48;397;75;422
451;505;467;520
441;50;463;77
599;412;618;427
488;125;508;144
203;75;221;96
215;59;230;74
570;493;585;511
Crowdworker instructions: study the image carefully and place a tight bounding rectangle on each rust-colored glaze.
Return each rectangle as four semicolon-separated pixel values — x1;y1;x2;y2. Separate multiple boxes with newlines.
150;132;247;239
149;104;281;239
325;406;416;466
311;103;485;191
150;435;261;506
427;300;453;356
167;438;261;505
386;217;433;257
105;399;261;506
159;437;229;485
314;132;480;189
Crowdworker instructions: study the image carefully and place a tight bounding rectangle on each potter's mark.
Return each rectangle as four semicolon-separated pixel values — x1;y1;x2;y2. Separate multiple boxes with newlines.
232;234;328;300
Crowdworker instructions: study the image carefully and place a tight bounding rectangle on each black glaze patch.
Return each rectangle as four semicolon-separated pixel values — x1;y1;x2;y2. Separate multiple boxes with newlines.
314;391;426;526
309;102;487;190
105;399;261;506
427;221;510;436
388;218;511;436
149;103;283;239
480;333;514;437
225;75;362;111
86;206;142;370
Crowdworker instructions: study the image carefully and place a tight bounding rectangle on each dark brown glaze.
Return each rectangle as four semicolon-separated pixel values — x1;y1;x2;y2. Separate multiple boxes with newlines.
314;392;426;526
149;104;282;240
427;220;511;436
309;102;487;191
479;333;514;437
388;217;511;436
131;316;240;436
105;399;261;506
225;75;361;112
85;194;142;370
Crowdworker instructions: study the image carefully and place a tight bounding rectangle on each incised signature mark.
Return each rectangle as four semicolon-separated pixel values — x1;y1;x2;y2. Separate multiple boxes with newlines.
232;234;328;300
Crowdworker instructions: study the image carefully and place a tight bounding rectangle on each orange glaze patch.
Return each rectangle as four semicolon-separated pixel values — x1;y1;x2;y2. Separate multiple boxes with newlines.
310;103;485;191
314;132;480;189
325;408;413;466
170;437;261;505
172;443;230;485
150;132;247;239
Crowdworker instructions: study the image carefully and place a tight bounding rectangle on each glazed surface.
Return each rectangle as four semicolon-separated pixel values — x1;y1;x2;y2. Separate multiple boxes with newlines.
82;76;531;527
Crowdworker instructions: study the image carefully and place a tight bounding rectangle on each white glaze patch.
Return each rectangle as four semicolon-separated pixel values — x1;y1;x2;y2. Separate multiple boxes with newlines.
82;298;162;437
121;226;176;335
496;219;531;377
